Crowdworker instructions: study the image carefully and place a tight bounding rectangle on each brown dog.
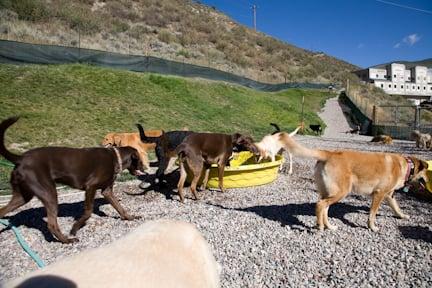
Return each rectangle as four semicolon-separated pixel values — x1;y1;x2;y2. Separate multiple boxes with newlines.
176;133;257;202
102;130;162;170
370;135;393;144
279;133;428;231
0;117;144;243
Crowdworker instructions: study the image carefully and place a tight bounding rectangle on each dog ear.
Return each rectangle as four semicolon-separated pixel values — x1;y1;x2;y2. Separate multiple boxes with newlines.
231;133;242;143
419;160;429;171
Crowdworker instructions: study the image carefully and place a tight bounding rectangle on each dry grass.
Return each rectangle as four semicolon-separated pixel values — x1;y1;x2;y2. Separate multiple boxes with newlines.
0;0;357;84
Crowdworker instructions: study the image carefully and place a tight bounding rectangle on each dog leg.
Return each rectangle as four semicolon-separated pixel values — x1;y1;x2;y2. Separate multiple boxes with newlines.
316;189;349;231
70;188;97;236
200;165;211;191
177;161;187;203
101;186;137;220
217;165;225;193
368;190;387;232
0;190;30;218
40;195;78;244
190;174;201;200
288;152;293;175
385;194;409;219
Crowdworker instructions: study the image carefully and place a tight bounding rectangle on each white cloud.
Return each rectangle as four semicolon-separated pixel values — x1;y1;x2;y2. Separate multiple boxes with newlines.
393;42;401;48
357;43;365;49
403;33;421;46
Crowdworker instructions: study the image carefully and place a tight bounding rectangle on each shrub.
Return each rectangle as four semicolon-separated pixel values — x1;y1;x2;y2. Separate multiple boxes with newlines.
158;30;174;43
111;19;129;34
3;0;51;22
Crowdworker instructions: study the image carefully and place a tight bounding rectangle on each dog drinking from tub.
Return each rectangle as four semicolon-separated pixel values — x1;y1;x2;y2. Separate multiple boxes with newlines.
136;124;194;186
175;132;257;202
276;131;428;232
253;123;301;174
0;117;144;243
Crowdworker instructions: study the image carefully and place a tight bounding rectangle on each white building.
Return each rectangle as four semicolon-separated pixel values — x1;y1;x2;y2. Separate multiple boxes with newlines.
354;63;432;104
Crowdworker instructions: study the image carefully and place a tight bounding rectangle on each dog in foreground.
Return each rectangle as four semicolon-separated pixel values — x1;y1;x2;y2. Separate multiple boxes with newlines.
0;117;143;243
280;133;428;231
8;220;221;288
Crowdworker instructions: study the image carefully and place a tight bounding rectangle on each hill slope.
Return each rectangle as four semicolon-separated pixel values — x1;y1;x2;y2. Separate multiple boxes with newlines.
0;0;357;84
0;64;332;148
372;58;432;69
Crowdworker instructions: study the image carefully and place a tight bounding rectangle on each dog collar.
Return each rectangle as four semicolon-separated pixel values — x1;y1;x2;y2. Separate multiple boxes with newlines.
404;157;414;182
112;147;123;175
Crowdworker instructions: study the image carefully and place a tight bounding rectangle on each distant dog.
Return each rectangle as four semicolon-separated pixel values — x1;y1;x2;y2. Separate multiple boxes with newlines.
137;124;194;185
278;132;428;232
0;117;143;243
254;124;301;174
309;124;322;135
346;125;361;135
410;130;431;149
8;220;221;288
176;132;257;202
102;130;162;170
370;135;393;145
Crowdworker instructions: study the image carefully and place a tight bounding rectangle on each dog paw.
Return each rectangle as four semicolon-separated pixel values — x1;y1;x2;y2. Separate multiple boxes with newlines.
369;225;379;232
399;214;410;220
64;237;79;244
326;224;338;231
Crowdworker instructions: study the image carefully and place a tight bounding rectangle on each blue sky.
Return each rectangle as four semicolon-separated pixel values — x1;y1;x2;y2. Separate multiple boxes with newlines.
200;0;432;68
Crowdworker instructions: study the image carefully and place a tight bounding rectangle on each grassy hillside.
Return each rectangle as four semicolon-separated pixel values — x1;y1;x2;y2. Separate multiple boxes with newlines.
0;63;333;193
0;0;357;84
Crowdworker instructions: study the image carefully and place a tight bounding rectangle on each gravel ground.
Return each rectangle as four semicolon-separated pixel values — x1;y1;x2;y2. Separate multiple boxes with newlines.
1;97;431;287
0;135;431;287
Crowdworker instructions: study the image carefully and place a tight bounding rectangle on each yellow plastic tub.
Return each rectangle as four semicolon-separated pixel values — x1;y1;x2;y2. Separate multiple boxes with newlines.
186;153;284;189
424;160;432;194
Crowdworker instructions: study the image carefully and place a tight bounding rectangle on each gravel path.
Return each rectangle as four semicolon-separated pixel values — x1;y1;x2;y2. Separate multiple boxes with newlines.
1;98;431;287
1;135;431;287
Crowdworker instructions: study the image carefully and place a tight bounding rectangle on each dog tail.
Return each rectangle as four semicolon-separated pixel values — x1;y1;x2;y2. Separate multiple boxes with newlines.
279;132;328;161
136;123;162;144
0;116;22;164
289;126;301;137
270;123;280;135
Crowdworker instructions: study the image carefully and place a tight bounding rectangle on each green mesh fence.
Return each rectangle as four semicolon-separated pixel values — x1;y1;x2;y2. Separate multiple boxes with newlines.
0;40;330;92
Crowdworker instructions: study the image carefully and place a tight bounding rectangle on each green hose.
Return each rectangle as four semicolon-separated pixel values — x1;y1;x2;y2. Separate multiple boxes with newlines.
0;219;46;268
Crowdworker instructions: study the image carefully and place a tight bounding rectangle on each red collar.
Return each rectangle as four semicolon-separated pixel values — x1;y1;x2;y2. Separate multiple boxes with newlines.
405;157;414;182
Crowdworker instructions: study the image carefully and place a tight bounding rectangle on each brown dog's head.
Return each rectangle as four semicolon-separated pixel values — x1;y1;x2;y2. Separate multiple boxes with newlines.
407;156;429;187
231;133;259;154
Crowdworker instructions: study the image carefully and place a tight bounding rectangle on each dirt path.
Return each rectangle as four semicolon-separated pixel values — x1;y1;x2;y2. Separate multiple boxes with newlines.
318;96;369;140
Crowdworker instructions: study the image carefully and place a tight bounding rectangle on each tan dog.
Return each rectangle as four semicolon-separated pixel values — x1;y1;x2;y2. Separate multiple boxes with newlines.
9;220;221;288
410;130;431;149
370;134;393;144
254;126;301;174
102;131;162;170
279;134;428;232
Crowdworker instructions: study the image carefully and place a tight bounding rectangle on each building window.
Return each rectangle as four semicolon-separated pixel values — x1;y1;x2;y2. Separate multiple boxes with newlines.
418;86;420;90
376;74;379;78
401;85;404;89
424;87;426;90
389;84;391;88
394;85;397;88
394;74;396;78
381;84;384;88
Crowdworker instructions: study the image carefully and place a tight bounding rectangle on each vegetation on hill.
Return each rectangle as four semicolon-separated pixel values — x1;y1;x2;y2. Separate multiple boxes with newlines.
0;0;357;84
0;63;333;194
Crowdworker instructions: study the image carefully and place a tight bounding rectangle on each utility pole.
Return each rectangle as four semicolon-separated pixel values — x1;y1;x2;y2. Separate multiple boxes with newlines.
251;4;257;31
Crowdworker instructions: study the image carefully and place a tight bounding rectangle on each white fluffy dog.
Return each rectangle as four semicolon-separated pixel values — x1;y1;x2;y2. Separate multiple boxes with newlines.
8;220;220;288
254;124;301;174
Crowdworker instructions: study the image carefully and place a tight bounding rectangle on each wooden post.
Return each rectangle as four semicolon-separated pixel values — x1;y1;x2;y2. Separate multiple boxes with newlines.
372;105;377;124
300;95;305;134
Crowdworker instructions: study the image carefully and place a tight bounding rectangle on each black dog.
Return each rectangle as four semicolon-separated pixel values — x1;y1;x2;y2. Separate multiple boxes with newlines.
0;117;143;243
136;124;194;185
309;124;322;135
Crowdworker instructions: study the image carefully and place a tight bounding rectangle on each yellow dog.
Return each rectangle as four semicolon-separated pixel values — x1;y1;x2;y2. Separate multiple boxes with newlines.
102;131;162;170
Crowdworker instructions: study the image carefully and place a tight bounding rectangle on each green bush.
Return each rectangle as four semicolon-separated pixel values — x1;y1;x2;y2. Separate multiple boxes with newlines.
2;0;51;22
